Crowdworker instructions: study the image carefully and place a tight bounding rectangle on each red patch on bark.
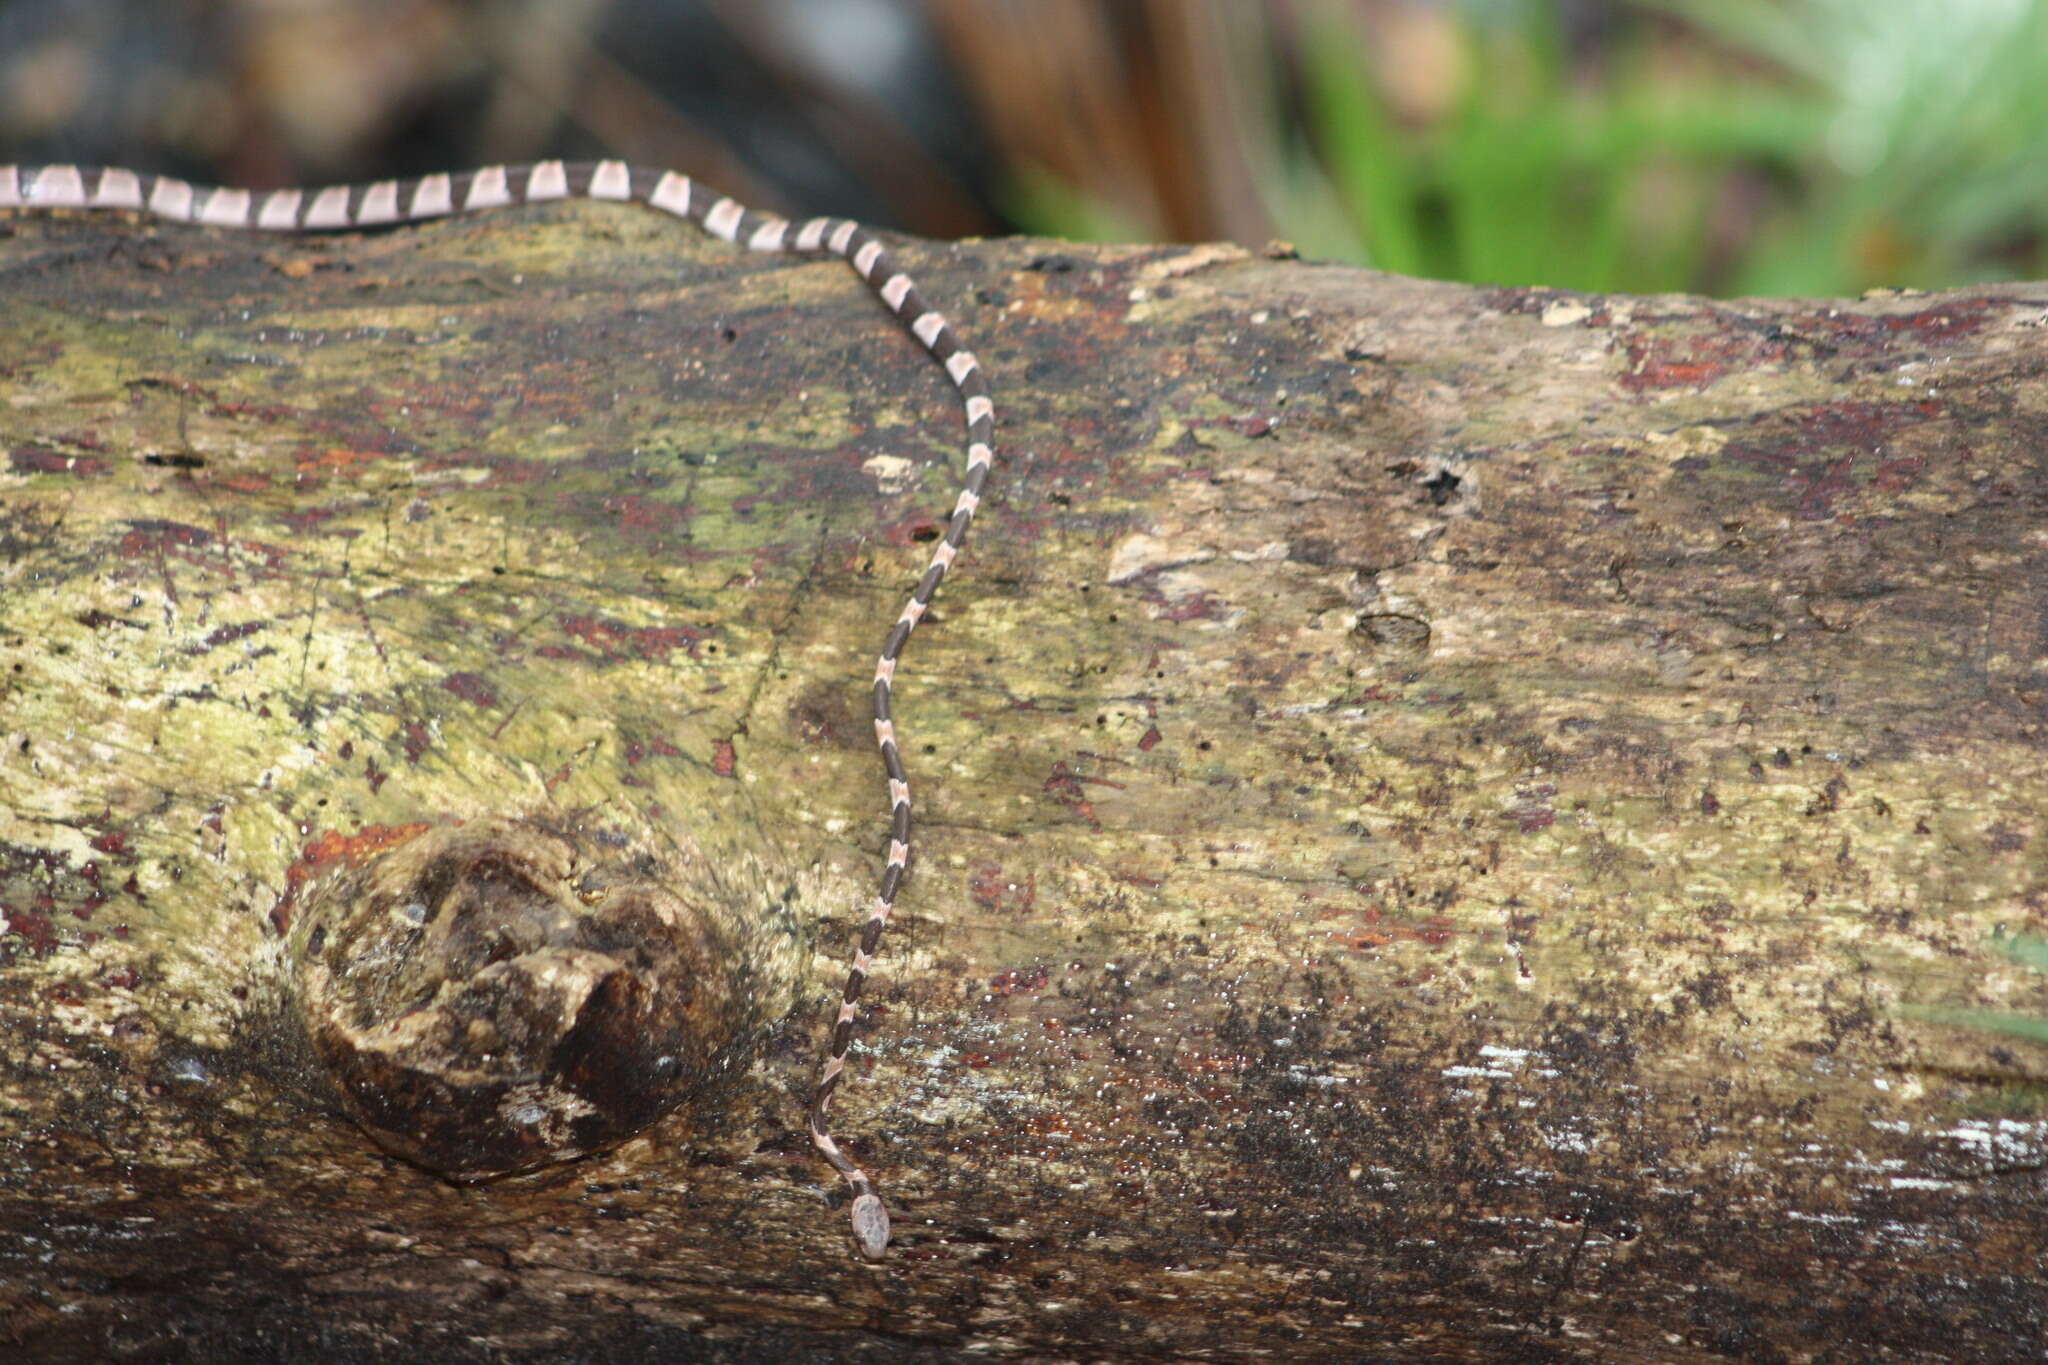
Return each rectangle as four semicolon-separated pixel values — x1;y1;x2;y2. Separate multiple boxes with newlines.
623;736;684;766
1873;454;1927;492
117;520;212;557
969;864;1037;915
1509;782;1558;833
558;615;705;661
11;446;109;476
611;493;685;533
296;825;431;873
1043;760;1122;827
989;966;1050;996
1155;592;1226;623
1798;399;1943;443
1788;301;1995;347
402;721;433;764
1619;332;1780;392
270;822;433;934
1718;400;1946;520
1319;901;1463;953
442;672;499;708
712;740;738;777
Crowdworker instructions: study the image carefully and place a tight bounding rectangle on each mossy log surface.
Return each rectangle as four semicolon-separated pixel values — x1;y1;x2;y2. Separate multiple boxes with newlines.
2;202;2046;1363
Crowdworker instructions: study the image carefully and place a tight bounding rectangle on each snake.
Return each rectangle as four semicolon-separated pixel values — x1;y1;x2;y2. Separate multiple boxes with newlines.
0;158;996;1260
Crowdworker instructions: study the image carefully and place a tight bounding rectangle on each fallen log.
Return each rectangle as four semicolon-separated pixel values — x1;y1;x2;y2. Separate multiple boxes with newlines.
2;198;2044;1362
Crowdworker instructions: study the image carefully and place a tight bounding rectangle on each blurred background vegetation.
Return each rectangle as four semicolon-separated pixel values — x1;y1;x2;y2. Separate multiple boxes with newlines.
2;0;2046;299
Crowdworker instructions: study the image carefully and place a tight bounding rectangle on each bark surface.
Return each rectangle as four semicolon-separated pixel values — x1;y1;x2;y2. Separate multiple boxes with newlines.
2;203;2045;1363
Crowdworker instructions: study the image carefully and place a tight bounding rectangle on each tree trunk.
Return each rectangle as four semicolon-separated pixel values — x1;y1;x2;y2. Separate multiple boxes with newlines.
2;202;2045;1363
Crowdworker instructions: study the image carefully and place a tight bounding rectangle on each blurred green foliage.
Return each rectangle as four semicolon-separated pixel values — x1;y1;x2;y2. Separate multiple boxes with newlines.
1017;0;2048;298
1665;0;2048;295
1901;932;2048;1050
1293;0;1827;293
1892;933;2048;1055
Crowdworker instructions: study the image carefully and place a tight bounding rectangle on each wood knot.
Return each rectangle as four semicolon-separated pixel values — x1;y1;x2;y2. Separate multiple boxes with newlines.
288;816;756;1180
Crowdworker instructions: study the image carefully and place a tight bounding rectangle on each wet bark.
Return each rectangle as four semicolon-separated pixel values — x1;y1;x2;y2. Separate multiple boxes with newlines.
2;203;2045;1363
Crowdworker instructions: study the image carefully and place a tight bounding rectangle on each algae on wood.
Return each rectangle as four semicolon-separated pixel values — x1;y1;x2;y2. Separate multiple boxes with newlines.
2;202;2045;1362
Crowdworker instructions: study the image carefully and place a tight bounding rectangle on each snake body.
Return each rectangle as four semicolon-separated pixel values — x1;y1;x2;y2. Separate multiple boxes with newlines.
0;159;994;1260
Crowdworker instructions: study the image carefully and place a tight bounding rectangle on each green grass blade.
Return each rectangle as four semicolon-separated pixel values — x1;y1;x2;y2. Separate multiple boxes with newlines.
1996;933;2048;974
1900;1004;2048;1048
1296;4;1427;274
